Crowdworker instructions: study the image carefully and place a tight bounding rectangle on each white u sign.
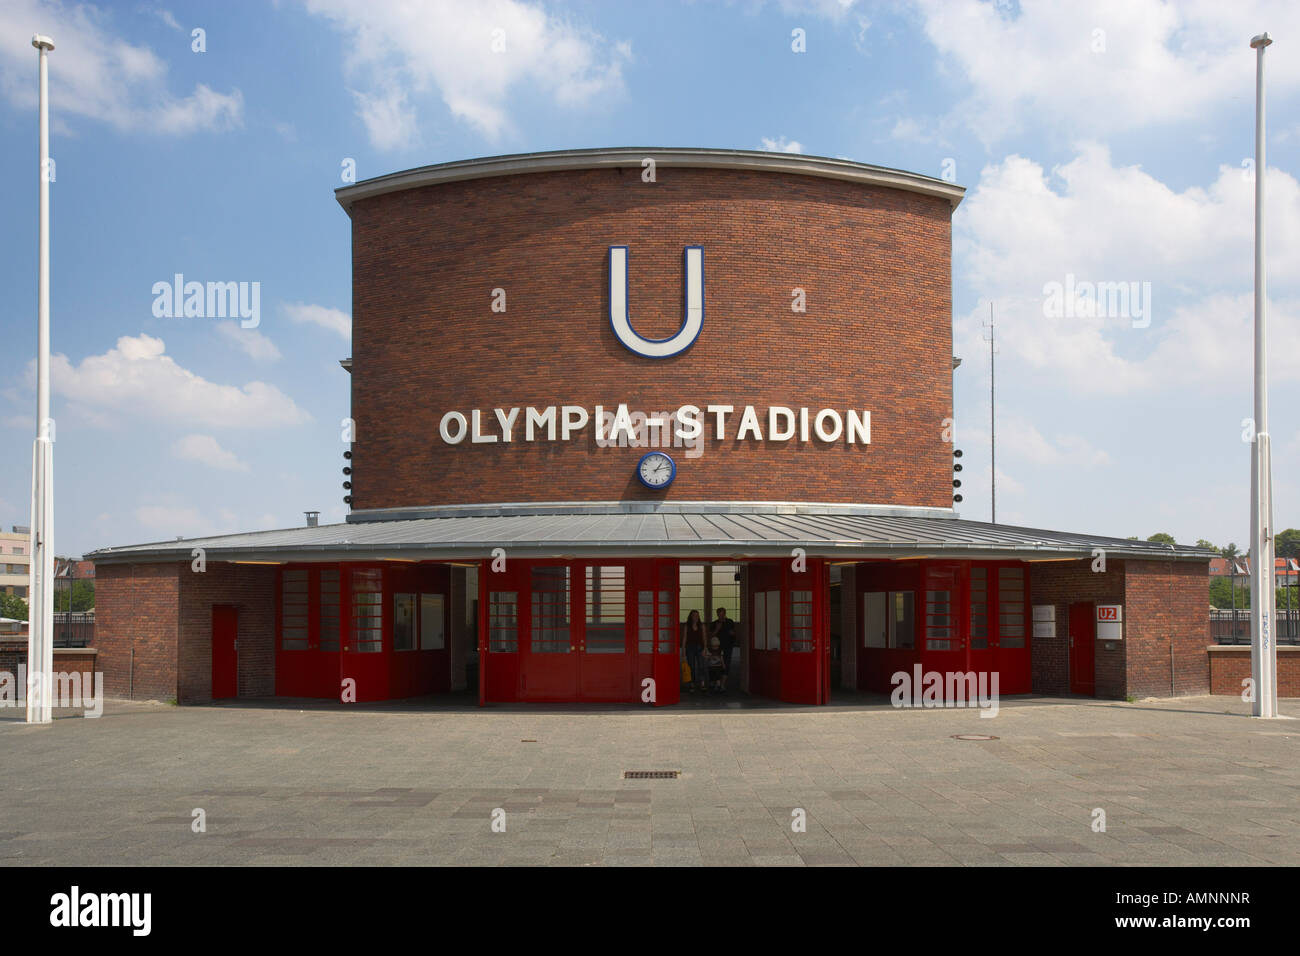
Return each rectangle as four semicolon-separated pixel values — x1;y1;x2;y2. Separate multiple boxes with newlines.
608;245;704;358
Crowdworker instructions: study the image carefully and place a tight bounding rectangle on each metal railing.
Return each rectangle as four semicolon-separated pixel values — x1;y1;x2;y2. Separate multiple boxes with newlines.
1211;608;1300;645
53;611;93;648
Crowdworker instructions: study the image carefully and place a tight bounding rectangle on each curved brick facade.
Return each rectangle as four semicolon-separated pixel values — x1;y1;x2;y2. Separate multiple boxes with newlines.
347;162;955;511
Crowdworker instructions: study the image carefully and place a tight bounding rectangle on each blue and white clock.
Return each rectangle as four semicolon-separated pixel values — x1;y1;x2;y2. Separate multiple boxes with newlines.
636;451;675;490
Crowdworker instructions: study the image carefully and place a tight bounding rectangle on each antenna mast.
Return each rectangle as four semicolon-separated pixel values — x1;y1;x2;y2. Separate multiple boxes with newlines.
985;303;996;524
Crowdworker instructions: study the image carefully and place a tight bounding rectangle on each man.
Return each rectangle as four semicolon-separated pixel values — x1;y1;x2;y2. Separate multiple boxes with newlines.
711;606;736;688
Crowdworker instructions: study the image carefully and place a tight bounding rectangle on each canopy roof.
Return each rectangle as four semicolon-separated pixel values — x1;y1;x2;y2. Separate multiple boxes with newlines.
89;510;1212;565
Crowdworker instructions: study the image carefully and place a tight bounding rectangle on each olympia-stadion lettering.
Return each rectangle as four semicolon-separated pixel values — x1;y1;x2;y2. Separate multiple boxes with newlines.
438;245;868;447
436;403;871;446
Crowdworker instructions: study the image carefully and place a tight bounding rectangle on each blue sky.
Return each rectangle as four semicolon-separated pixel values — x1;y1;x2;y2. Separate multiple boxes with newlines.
1;0;1298;557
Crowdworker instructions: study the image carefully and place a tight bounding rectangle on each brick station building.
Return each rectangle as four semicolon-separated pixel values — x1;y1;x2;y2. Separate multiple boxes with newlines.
89;147;1214;706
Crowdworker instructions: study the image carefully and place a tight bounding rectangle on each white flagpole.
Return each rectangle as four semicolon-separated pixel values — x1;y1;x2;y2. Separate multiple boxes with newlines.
1249;31;1278;719
27;34;54;724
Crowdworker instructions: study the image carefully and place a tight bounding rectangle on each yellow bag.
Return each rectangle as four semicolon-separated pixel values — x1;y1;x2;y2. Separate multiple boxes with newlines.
680;659;692;683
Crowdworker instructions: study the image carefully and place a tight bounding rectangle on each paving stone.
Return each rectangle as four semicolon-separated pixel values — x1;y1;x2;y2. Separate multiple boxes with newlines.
0;693;1296;867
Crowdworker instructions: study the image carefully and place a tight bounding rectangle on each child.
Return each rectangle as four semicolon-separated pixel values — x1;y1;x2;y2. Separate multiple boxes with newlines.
703;636;727;694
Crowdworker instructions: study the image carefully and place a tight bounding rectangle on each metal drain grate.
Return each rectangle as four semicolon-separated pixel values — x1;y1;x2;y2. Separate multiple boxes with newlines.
951;734;999;741
623;770;680;779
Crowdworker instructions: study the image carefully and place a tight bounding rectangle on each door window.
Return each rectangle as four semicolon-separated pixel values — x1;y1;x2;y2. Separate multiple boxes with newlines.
531;566;570;653
584;566;626;653
969;567;988;649
280;570;309;649
393;593;416;651
657;590;674;653
998;567;1026;647
351;568;383;653
789;590;813;652
863;591;915;648
489;592;518;652
320;570;340;651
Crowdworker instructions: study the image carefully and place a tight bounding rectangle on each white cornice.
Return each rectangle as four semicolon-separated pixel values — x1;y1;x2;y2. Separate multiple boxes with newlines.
334;147;965;215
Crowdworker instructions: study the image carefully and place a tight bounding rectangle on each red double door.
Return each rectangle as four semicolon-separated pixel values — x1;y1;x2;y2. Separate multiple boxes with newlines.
480;558;680;704
855;561;1033;697
748;560;830;705
274;563;451;702
927;562;1033;695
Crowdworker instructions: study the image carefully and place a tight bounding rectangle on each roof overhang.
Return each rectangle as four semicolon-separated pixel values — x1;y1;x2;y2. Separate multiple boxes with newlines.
334;147;965;215
88;510;1215;567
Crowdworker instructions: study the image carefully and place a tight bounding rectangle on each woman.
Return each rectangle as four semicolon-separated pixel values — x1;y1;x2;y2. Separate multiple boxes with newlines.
682;609;707;693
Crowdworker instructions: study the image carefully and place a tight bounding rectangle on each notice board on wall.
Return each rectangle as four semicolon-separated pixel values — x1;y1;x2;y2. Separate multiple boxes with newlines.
1096;604;1123;640
1032;604;1055;638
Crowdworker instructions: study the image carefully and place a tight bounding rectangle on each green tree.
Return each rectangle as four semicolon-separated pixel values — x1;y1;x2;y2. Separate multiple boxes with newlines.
1195;538;1217;551
1275;528;1300;559
0;593;28;621
53;580;94;612
1209;579;1298;611
1146;532;1176;545
1209;577;1243;609
1221;542;1241;560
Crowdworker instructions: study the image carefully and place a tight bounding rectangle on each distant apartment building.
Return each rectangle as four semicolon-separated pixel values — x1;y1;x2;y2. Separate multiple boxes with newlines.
0;526;30;598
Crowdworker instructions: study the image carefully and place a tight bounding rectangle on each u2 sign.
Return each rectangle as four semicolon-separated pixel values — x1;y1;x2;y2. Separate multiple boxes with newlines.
1096;604;1122;640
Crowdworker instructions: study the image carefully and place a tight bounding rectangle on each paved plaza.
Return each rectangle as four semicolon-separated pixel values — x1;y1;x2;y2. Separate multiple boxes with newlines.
1;693;1297;866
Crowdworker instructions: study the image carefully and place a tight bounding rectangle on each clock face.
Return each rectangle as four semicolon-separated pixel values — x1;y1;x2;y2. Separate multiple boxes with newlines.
637;452;675;489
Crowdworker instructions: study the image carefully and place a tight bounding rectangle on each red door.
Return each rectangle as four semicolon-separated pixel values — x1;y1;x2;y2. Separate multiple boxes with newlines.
212;605;238;699
994;565;1031;693
1069;601;1095;696
633;560;678;706
748;562;782;699
921;564;965;691
577;562;632;701
520;564;579;701
275;567;341;698
388;564;452;699
341;566;389;702
967;565;994;680
780;559;827;704
482;559;521;703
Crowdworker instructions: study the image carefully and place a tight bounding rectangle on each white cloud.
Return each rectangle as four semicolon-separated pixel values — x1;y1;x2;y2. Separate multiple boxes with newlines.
888;117;947;146
351;82;417;152
760;135;804;153
0;0;243;134
216;321;281;362
913;0;1300;145
171;434;250;472
284;302;351;340
303;0;631;143
953;145;1300;394
774;0;859;18
133;504;215;539
150;7;181;32
995;417;1112;467
49;334;309;428
152;83;243;135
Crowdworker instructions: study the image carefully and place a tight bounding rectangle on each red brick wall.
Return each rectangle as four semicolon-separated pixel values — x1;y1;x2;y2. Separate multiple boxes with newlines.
1124;559;1210;698
178;563;276;703
1028;559;1126;698
0;643;97;702
94;562;179;700
1209;646;1300;697
349;167;954;511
